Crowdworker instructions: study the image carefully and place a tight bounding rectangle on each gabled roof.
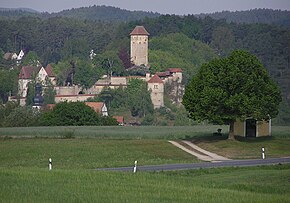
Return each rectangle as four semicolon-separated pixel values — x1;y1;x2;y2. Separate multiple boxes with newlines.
130;26;150;36
113;116;124;124
156;71;171;77
147;74;163;83
168;68;183;73
45;64;55;77
85;102;105;113
19;66;41;79
46;104;56;110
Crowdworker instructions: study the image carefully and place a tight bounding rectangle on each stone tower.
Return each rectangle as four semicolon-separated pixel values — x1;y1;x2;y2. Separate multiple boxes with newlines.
147;74;164;109
130;26;149;67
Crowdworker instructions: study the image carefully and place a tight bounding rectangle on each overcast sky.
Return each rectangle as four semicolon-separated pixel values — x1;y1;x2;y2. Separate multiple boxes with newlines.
1;0;290;14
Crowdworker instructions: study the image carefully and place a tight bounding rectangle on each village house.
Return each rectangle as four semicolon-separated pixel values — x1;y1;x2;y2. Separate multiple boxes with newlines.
3;50;24;62
113;116;125;125
9;64;56;106
85;102;108;116
18;64;56;98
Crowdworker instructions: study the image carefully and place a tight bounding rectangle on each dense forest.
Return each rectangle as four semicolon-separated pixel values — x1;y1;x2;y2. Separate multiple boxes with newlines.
198;9;290;28
1;6;290;27
0;6;159;22
0;6;290;124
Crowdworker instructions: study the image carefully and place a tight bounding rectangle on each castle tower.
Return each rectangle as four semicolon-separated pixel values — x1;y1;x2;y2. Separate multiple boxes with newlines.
147;74;164;109
130;26;149;67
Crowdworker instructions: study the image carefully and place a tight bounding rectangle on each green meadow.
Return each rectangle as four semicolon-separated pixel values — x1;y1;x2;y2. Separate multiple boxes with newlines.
0;125;290;202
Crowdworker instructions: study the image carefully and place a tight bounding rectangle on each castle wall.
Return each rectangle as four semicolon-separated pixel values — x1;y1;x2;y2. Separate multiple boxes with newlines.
55;86;80;95
111;77;127;85
55;94;96;103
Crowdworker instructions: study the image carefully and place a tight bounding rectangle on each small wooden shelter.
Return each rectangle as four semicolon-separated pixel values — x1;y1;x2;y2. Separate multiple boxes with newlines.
233;119;271;137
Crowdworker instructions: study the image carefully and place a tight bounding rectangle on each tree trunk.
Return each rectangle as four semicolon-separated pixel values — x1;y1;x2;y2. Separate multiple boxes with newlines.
228;121;235;140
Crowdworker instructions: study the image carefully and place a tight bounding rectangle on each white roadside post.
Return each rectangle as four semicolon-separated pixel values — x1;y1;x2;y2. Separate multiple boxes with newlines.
133;160;137;173
49;158;52;170
261;147;265;160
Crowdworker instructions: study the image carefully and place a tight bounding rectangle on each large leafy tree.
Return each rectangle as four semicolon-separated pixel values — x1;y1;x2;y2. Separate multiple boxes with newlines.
183;50;281;139
126;79;153;117
0;69;18;103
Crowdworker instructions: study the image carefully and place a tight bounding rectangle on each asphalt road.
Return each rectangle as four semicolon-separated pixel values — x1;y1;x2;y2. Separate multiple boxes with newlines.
96;157;290;172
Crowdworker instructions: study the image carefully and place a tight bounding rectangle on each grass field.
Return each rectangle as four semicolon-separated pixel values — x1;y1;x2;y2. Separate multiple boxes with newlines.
0;125;229;139
0;125;290;202
0;165;289;202
0;139;196;169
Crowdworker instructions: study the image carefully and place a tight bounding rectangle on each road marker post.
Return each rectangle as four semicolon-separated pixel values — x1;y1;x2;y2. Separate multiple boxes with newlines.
261;147;265;160
133;160;137;173
49;158;52;170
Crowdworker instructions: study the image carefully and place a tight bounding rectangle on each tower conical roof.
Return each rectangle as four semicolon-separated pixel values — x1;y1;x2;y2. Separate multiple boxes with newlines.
130;26;150;36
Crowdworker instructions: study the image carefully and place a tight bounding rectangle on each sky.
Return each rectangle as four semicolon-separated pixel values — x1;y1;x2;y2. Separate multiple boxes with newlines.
0;0;290;14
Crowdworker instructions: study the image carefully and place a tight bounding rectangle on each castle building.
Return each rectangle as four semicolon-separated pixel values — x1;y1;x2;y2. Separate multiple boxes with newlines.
130;26;149;67
147;74;164;109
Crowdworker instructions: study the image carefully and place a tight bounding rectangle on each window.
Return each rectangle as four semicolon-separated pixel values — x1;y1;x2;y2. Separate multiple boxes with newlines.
154;85;158;89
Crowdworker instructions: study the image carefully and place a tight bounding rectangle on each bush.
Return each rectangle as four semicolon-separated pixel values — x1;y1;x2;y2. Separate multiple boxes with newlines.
39;101;101;126
3;106;41;127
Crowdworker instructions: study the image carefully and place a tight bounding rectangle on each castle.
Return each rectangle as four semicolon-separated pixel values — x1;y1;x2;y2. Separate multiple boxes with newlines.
12;26;183;109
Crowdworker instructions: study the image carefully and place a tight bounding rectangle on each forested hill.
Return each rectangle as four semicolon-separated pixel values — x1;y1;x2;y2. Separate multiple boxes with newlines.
0;6;160;22
0;8;40;19
197;9;290;28
1;6;290;26
49;5;160;22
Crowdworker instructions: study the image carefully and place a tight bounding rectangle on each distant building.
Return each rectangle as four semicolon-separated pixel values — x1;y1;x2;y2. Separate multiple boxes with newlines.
85;102;108;116
3;52;17;60
18;64;56;98
113;116;124;125
130;26;149;67
17;50;25;61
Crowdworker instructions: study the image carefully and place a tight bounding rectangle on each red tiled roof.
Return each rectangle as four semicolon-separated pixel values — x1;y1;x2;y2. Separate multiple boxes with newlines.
156;71;170;77
113;116;124;124
19;66;41;79
55;94;97;97
147;74;163;83
85;102;104;113
45;64;55;77
130;26;150;36
168;68;183;73
46;104;56;110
